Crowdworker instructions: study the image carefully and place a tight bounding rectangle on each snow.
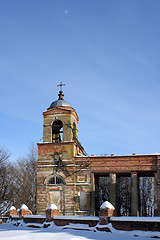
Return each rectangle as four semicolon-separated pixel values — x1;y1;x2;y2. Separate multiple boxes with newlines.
10;206;16;210
47;204;58;210
111;216;160;222
10;215;19;218
100;201;115;210
23;215;46;218
20;204;29;210
0;222;160;240
63;223;95;231
53;216;99;220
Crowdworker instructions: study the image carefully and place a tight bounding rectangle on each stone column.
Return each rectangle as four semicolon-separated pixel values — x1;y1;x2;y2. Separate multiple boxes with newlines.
131;172;139;216
109;173;116;209
154;172;158;216
155;156;160;216
90;173;95;215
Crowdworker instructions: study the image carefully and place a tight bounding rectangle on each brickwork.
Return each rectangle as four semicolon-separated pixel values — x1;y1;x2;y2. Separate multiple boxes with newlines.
75;155;157;173
98;202;116;225
43;107;79;143
110;219;160;231
19;207;32;219
9;208;18;217
37;92;160;216
46;209;60;222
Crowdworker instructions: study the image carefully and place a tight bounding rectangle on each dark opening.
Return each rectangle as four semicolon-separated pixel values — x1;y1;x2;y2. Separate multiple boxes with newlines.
73;122;77;140
117;175;131;216
138;176;154;216
95;174;110;215
52;120;63;143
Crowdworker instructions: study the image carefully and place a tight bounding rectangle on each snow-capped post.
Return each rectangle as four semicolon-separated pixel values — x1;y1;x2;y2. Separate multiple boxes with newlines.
19;204;32;219
9;206;18;217
46;204;60;222
99;201;116;225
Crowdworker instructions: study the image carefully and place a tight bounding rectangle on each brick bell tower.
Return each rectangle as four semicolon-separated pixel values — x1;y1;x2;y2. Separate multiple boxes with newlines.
37;83;87;215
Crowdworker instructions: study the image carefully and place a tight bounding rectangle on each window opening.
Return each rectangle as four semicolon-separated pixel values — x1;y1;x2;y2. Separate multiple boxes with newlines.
48;176;65;185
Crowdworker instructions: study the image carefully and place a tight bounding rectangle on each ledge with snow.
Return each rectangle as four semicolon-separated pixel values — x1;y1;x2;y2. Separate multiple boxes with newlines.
7;202;160;231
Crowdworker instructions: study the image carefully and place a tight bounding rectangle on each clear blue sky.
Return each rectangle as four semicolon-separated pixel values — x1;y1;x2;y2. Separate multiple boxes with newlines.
0;0;160;161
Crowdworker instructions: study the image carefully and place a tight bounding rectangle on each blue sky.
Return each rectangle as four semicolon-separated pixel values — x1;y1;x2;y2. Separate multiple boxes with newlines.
0;0;160;161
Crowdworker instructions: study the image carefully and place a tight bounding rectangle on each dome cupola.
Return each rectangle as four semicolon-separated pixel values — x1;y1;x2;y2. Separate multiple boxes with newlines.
48;90;72;109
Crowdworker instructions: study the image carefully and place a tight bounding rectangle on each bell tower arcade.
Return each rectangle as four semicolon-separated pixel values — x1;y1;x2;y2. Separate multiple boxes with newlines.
43;90;79;144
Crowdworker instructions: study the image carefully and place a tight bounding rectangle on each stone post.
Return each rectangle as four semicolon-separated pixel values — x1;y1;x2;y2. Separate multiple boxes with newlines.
90;173;95;216
19;204;32;219
99;201;115;225
9;206;18;217
46;204;60;222
131;172;139;216
110;173;116;209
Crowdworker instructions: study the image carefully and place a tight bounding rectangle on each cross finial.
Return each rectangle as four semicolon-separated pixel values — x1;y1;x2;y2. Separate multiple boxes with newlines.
57;81;65;91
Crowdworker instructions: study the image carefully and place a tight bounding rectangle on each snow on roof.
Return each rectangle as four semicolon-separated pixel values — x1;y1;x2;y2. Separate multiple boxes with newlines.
10;206;16;210
47;204;58;210
20;204;29;210
100;201;115;210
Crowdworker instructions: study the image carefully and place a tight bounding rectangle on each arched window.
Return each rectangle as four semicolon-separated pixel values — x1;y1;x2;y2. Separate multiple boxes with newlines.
48;175;65;185
52;120;63;143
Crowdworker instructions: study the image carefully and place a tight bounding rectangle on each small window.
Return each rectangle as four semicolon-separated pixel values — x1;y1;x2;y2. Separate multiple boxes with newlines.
48;175;65;185
49;177;55;184
80;192;87;211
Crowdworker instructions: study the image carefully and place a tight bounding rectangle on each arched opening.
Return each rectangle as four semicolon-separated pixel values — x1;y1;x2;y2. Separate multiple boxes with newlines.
47;175;65;214
52;120;63;143
73;122;77;140
48;175;65;185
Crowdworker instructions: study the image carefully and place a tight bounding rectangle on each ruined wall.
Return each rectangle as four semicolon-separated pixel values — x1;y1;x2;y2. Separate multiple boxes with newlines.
37;142;77;215
75;154;160;216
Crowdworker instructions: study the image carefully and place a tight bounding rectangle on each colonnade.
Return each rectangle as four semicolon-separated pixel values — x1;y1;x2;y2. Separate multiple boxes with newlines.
109;172;154;216
91;172;156;216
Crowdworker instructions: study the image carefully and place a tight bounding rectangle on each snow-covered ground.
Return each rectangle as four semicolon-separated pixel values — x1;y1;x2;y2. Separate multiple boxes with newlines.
0;222;160;240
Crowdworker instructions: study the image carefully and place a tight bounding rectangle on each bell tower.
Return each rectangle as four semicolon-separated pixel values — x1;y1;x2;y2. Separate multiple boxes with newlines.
43;89;79;144
37;85;86;215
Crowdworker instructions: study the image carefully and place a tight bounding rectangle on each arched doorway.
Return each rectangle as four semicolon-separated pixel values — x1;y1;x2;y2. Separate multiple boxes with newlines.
46;174;65;214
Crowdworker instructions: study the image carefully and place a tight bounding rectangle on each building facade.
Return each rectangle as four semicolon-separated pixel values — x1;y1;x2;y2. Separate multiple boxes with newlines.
37;90;160;216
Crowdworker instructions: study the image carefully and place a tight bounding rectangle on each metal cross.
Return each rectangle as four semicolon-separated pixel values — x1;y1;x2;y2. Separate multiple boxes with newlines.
57;81;65;91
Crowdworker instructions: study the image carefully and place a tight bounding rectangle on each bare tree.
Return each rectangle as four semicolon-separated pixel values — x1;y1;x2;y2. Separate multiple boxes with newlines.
139;176;154;216
118;176;131;216
0;147;11;215
9;144;37;214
